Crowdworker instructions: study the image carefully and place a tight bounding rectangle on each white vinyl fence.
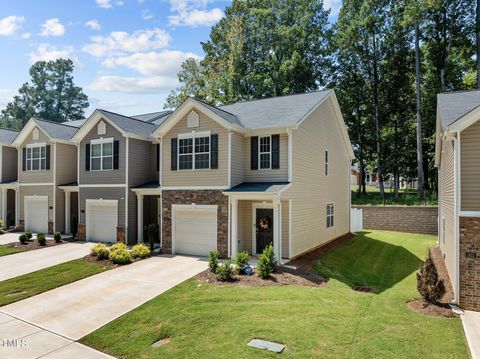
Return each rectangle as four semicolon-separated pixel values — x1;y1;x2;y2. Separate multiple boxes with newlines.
350;207;363;233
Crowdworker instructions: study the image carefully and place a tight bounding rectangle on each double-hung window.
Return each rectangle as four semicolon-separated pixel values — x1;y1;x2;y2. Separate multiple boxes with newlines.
26;143;46;171
90;138;113;171
259;136;271;169
178;132;210;170
326;203;334;228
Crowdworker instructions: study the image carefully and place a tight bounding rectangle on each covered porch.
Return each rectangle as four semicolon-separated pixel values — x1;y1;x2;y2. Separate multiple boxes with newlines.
131;182;161;245
0;181;18;229
224;182;290;262
59;182;79;235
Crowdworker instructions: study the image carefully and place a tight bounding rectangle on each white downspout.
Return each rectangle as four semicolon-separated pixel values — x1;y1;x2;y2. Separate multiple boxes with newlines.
452;134;460;304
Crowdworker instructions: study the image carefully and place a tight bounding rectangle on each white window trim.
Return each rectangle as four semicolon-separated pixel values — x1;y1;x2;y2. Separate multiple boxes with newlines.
258;135;272;170
325;149;329;176
26;142;47;171
326;202;334;228
90;137;114;172
177;131;212;171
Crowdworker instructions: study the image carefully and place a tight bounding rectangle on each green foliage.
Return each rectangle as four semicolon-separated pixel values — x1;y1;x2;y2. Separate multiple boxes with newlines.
208;250;220;273
215;259;238;281
36;232;46;246
257;244;277;279
19;233;28;244
54;232;62;243
131;244;151;259
417;252;446;304
109;247;131;265
235;251;250;274
110;242;128;253
147;224;156;252
26;231;33;240
91;243;110;260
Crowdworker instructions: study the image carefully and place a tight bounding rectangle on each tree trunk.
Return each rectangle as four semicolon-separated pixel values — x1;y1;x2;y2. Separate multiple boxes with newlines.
477;0;480;88
394;117;399;199
415;22;425;199
372;33;384;198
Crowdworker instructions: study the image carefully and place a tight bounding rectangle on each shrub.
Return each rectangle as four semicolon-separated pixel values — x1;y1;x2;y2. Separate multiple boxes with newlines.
147;224;156;252
53;232;62;243
26;231;33;240
91;243;109;260
19;233;28;244
110;242;128;253
417;252;446;304
109;246;131;265
131;243;151;259
208;250;220;273
37;232;46;246
236;251;250;274
215;259;237;281
257;244;277;279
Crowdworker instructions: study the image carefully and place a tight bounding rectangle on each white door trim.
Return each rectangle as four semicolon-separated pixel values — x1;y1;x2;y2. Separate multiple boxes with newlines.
252;202;274;255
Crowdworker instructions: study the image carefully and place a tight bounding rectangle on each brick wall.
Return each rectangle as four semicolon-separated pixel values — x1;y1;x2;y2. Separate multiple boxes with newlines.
459;217;480;311
352;205;438;235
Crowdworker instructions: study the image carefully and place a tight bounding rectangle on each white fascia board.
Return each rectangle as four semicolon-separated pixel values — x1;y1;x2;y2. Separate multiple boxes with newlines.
13;118;52;147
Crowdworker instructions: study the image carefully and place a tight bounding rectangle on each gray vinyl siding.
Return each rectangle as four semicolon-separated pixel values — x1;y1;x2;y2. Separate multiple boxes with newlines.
243;134;288;182
18;126;54;183
79;119;126;185
230;132;244;187
2;146;17;182
162;109;229;187
128;138;157;187
55;143;77;185
79;187;126;226
19;185;54;224
55;187;66;233
461;120;480;211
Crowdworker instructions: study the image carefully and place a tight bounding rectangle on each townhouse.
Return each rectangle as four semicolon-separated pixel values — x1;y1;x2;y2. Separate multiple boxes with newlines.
0;127;20;229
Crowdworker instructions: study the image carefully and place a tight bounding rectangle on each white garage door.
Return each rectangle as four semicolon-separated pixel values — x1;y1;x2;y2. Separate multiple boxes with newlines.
24;196;48;233
173;206;217;256
86;200;118;243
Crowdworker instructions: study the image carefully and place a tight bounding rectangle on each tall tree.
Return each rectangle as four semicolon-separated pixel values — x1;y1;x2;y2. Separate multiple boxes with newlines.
0;59;88;129
477;0;480;88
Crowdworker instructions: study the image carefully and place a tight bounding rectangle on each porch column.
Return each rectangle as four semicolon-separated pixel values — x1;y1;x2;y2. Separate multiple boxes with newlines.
1;188;6;228
65;191;71;234
273;198;281;261
137;194;144;243
231;198;238;259
15;188;19;228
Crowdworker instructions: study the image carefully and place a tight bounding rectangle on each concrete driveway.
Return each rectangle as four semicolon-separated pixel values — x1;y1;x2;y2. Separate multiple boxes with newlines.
0;242;93;281
1;255;207;341
0;233;22;245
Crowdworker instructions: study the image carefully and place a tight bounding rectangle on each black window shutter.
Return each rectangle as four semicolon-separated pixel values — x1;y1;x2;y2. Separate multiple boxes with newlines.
22;148;26;171
171;138;177;171
113;140;119;169
156;144;160;171
251;136;258;170
85;143;90;171
211;134;218;169
272;134;280;169
45;145;50;170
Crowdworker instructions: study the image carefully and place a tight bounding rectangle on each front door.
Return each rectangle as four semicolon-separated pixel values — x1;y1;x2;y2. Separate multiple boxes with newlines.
256;208;273;254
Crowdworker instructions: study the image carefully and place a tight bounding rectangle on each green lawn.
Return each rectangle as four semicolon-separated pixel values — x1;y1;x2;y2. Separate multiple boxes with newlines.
0;259;112;306
0;245;23;257
81;231;468;359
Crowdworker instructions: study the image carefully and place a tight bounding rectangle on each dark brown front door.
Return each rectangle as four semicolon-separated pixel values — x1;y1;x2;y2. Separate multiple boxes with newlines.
256;208;273;254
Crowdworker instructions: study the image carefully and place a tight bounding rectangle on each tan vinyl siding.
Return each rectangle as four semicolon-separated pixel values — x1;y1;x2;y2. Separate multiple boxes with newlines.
55;143;77;185
79;120;126;185
2;146;17;182
283;99;350;257
162;109;228;187
79;187;125;226
439;136;455;284
231;132;244;187
282;200;289;258
243;134;288;182
461;120;480;211
19;185;54;224
18;127;54;183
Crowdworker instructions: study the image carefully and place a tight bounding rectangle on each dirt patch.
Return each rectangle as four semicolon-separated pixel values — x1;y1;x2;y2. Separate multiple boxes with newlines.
352;285;375;293
197;266;326;287
5;239;66;252
82;254;147;267
407;299;457;317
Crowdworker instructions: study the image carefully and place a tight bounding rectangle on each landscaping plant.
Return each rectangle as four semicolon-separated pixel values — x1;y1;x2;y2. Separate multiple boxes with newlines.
91;243;110;260
37;232;46;246
257;244;277;279
19;233;28;244
417;251;445;304
215;259;237;281
26;231;33;240
208;250;220;273
131;243;151;259
235;251;250;274
147;224;156;252
54;232;62;243
109;242;131;265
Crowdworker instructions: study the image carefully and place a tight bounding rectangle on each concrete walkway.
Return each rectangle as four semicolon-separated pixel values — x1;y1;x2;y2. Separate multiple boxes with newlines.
0;233;21;245
462;310;480;359
0;242;93;281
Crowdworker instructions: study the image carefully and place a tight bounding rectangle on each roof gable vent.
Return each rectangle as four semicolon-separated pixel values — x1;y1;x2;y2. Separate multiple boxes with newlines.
98;120;106;135
32;127;39;141
187;111;199;128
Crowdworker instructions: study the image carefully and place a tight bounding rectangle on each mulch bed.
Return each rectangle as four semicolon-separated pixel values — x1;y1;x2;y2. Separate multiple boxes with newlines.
5;239;66;252
407;299;457;317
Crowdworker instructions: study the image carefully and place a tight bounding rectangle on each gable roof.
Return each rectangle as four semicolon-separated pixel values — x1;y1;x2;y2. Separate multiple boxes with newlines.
438;90;480;128
131;111;172;123
0;128;20;145
65;119;87;128
12;118;79;146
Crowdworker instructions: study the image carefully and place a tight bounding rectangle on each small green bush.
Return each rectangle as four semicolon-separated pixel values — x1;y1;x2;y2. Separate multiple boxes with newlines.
109;246;131;265
19;233;28;244
208;250;220;273
25;231;33;240
236;251;250;274
53;232;62;243
131;243;151;259
110;242;128;253
91;243;110;260
215;259;237;281
37;232;46;246
257;244;277;279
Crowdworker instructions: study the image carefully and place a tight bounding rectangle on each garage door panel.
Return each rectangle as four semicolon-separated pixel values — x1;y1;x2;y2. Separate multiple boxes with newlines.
25;198;48;233
86;202;117;243
174;209;217;256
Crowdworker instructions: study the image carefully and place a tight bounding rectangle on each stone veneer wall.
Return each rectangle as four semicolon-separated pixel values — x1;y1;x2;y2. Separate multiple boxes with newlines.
162;190;228;257
459;217;480;311
352;205;438;235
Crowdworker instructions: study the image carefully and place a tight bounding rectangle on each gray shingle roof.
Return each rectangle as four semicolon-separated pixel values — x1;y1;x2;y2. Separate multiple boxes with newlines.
98;109;156;139
131;111;172;123
438;90;480;128
35;119;79;140
225;182;290;193
0;128;20;145
218;90;333;129
65;119;86;128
